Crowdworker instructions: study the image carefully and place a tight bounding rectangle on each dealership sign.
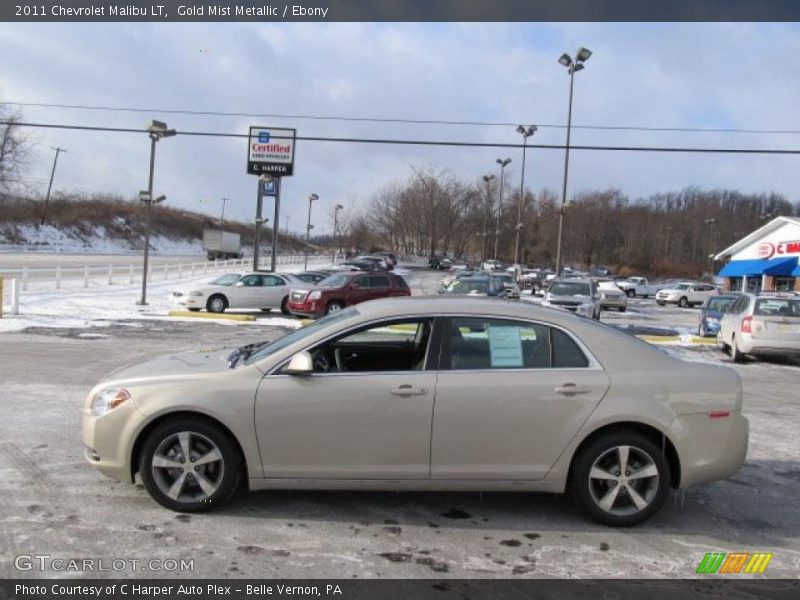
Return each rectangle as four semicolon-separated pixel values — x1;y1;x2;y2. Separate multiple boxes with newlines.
757;240;800;259
247;127;296;176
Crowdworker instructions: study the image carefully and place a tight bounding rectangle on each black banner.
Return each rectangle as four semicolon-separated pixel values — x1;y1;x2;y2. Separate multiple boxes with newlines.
5;0;800;22
2;580;799;600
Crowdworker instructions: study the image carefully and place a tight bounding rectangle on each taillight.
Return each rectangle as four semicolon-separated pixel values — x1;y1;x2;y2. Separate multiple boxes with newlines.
709;410;731;419
741;316;752;333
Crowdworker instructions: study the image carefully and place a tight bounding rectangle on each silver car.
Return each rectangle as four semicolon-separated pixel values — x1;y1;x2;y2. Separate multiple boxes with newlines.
83;297;748;526
542;278;601;320
718;292;800;362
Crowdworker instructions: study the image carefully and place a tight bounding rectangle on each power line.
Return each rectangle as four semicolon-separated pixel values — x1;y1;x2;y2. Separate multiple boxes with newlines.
4;120;800;155
4;100;800;136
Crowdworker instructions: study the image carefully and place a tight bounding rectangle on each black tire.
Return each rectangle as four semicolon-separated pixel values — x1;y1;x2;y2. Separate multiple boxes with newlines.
618;306;627;313
280;296;291;316
325;300;344;315
656;300;665;306
571;431;671;527
188;308;201;313
678;297;689;308
731;335;746;363
625;289;635;298
138;417;242;513
206;294;227;313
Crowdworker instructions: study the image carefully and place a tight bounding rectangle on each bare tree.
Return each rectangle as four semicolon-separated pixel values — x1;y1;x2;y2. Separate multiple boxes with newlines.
0;105;32;195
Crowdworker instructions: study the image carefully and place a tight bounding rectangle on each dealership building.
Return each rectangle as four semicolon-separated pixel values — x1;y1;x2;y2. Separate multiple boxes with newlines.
714;216;800;293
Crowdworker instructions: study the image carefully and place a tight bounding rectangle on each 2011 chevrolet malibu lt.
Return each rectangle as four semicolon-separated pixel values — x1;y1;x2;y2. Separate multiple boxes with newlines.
83;297;748;526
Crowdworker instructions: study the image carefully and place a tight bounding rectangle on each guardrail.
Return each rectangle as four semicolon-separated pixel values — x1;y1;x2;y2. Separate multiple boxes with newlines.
0;254;337;293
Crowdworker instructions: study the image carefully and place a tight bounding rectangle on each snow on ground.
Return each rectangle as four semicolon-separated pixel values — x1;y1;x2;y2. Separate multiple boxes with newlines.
0;271;305;333
0;224;204;255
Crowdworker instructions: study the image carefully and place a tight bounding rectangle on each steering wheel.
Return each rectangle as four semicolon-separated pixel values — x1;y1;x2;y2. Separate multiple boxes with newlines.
313;353;332;372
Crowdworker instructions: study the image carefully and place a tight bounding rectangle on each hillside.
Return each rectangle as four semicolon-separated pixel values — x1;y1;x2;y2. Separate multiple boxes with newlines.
0;194;310;255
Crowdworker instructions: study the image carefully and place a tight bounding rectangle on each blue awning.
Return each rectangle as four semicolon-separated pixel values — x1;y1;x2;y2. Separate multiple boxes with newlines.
718;257;798;277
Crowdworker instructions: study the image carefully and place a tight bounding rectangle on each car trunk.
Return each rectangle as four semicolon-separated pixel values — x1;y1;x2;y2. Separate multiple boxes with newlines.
751;316;800;341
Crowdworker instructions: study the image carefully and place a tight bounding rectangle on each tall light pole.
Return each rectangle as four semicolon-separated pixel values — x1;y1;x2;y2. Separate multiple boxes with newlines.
494;158;512;261
137;120;176;306
513;126;536;275
555;46;592;277
333;203;344;263
304;193;319;270
704;218;717;275
41;146;66;226
481;174;495;266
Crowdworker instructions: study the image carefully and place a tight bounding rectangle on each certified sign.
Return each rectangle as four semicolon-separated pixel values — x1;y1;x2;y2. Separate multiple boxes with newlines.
247;127;296;176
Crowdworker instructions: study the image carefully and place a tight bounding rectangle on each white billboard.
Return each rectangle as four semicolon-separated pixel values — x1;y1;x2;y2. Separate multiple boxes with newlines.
247;127;296;176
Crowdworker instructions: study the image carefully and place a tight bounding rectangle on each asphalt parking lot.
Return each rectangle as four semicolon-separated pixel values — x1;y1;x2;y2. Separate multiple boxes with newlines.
0;266;798;579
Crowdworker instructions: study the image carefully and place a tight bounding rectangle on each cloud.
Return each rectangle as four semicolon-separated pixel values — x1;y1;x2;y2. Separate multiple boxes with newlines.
1;22;798;233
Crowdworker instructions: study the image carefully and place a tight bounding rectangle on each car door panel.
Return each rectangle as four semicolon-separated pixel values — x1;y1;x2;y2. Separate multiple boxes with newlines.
255;372;436;479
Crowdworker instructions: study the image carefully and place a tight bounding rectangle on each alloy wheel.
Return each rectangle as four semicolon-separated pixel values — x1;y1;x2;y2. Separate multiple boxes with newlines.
151;431;225;504
587;445;660;517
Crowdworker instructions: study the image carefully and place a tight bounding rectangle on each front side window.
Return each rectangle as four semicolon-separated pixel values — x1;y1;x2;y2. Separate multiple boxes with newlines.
239;275;263;287
307;318;433;373
442;317;589;370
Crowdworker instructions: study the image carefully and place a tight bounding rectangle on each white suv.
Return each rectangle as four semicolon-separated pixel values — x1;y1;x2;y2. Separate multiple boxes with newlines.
655;282;718;308
718;292;800;362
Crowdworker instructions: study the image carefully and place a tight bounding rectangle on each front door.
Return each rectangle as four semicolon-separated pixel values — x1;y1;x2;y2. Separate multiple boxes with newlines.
431;317;610;480
255;318;436;479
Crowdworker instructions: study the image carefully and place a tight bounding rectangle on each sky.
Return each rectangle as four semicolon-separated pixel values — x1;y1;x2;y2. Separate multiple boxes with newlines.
1;21;800;234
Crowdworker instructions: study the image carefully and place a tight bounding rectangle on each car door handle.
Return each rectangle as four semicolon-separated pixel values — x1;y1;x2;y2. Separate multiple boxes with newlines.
555;383;591;396
390;384;427;396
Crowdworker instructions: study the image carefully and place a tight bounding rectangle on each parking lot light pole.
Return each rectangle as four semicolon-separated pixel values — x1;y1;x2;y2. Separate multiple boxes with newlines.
555;47;592;277
333;203;344;263
513;125;536;274
704;218;717;275
481;174;495;266
137;120;176;306
304;193;319;270
494;158;512;261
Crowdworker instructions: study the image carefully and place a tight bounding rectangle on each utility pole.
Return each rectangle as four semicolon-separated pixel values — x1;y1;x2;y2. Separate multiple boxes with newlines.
219;197;227;229
304;193;319;270
41;146;66;226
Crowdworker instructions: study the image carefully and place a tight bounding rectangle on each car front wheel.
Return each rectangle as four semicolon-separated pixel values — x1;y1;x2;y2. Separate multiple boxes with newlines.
678;297;689;308
206;295;227;313
571;432;670;527
625;289;635;298
325;300;344;314
139;418;241;512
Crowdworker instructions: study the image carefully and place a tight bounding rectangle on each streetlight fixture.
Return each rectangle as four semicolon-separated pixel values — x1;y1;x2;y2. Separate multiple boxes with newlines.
494;158;512;261
513;125;537;275
481;174;495;266
41;146;67;226
304;193;319;270
554;47;592;277
137;120;176;306
333;203;344;263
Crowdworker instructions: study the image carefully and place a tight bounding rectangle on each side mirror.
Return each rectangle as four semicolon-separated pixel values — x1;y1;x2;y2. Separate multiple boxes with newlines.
285;351;313;375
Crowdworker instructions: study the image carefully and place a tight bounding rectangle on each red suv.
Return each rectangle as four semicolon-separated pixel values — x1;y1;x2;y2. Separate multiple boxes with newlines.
287;272;411;318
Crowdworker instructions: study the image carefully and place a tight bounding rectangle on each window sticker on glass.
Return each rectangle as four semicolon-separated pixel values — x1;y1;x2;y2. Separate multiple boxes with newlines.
488;326;524;367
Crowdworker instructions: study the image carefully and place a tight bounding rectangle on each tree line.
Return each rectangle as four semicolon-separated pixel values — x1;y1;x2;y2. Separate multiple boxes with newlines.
336;168;799;277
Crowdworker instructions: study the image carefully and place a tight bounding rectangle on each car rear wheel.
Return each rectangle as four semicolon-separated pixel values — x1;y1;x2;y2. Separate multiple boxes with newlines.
280;296;290;316
678;297;689;308
731;335;746;363
656;300;665;306
206;295;227;313
625;289;635;298
139;418;241;512
571;432;670;527
325;300;344;314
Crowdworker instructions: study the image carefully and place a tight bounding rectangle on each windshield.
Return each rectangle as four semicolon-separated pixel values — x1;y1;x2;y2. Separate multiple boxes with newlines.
318;274;350;287
707;297;736;312
446;279;489;295
754;298;800;318
244;307;361;365
549;282;591;296
673;283;691;290
210;273;241;286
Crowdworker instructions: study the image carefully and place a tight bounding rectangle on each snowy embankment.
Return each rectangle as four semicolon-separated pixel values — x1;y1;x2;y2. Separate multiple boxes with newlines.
0;223;204;255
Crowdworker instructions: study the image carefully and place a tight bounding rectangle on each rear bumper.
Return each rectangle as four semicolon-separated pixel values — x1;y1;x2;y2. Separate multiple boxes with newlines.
737;333;800;355
668;412;749;488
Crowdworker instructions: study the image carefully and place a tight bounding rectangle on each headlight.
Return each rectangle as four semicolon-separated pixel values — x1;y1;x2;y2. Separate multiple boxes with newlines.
189;291;204;297
91;388;130;417
308;290;321;301
706;317;719;325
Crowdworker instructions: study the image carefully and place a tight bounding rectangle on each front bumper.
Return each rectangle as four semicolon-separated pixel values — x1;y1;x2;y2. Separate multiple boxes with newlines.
287;301;323;318
668;411;749;488
82;398;143;483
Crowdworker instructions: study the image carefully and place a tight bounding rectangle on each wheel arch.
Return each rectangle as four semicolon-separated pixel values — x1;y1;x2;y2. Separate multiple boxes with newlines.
130;410;249;488
567;421;681;489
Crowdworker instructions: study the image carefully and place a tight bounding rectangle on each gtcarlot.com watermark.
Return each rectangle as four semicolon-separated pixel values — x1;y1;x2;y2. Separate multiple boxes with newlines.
15;554;194;573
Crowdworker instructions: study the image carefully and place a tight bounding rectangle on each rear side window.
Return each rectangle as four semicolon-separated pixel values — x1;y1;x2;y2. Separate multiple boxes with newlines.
442;317;590;370
393;276;409;289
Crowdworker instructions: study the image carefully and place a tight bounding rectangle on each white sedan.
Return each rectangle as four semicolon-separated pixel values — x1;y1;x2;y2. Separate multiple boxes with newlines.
172;272;305;314
655;282;718;308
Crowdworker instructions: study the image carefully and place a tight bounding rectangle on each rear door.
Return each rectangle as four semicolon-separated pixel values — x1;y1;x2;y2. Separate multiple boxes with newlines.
258;275;288;309
431;316;610;480
367;275;392;301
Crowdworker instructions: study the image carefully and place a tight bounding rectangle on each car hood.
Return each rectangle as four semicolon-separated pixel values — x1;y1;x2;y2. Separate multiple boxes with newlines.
545;293;593;303
101;348;235;385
